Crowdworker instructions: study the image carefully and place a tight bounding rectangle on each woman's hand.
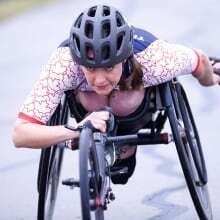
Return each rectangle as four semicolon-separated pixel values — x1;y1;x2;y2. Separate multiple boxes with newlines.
193;49;220;86
77;111;110;133
65;111;109;149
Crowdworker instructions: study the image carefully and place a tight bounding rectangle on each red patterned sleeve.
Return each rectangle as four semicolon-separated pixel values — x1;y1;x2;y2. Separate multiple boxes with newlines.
18;47;85;124
134;40;199;87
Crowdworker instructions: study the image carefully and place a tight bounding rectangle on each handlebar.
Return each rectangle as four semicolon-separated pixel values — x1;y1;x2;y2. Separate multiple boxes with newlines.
209;57;220;76
213;68;220;76
209;57;220;63
65;106;115;134
77;107;115;135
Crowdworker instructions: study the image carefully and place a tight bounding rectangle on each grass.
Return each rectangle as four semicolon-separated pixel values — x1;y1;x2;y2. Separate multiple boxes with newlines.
0;0;56;21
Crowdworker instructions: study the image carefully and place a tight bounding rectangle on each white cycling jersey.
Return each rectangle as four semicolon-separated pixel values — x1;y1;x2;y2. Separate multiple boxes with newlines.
18;39;198;124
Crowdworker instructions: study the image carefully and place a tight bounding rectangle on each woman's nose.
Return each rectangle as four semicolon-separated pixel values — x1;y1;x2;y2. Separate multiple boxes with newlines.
94;70;107;84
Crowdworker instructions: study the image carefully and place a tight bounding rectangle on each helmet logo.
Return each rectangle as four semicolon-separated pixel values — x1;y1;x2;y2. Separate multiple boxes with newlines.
133;34;144;42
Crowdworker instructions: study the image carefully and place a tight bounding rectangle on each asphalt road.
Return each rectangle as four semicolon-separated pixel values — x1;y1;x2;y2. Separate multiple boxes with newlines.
1;0;220;219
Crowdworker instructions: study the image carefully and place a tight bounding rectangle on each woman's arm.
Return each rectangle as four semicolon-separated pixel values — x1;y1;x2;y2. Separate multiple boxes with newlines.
135;40;220;87
12;119;79;149
12;111;109;149
193;49;220;86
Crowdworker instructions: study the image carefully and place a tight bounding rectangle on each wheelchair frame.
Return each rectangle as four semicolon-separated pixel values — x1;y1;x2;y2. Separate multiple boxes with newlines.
37;78;213;220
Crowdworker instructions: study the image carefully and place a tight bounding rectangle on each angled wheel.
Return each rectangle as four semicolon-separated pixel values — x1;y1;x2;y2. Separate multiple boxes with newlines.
37;146;64;220
79;127;105;220
177;84;207;184
37;99;68;220
166;81;212;220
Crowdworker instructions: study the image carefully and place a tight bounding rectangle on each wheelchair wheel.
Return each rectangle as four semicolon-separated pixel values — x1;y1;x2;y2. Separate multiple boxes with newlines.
79;127;104;220
37;100;68;220
177;84;207;184
37;146;64;220
167;81;212;220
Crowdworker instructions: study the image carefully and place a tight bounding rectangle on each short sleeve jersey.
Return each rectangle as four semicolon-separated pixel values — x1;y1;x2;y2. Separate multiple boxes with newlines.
18;26;198;124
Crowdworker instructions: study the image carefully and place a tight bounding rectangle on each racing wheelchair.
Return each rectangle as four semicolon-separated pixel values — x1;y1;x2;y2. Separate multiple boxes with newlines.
36;62;220;220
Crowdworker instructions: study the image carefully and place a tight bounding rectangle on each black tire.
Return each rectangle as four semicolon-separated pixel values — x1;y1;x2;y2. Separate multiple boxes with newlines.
167;82;212;220
177;84;207;184
37;100;68;220
79;127;104;220
37;146;64;220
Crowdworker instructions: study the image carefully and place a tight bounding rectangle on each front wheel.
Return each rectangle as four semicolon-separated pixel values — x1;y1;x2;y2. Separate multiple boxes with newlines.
167;82;212;220
79;127;104;220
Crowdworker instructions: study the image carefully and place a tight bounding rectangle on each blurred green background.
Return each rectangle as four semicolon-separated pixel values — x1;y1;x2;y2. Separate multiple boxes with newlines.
0;0;56;21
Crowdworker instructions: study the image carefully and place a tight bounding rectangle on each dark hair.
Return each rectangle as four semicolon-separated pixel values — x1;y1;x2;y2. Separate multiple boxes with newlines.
118;58;143;90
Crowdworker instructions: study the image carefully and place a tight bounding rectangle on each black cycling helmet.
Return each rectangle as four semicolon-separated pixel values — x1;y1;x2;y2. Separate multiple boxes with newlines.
69;5;133;67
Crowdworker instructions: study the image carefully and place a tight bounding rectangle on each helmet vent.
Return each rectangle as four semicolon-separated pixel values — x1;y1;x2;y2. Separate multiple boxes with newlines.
102;45;110;60
73;34;80;53
85;22;93;39
130;29;133;41
74;13;83;28
102;6;110;16
102;22;110;38
88;6;97;17
117;32;124;50
86;46;94;60
116;12;125;27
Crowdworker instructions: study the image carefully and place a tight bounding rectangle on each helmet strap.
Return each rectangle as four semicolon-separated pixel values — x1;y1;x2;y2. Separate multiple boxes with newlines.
123;55;134;78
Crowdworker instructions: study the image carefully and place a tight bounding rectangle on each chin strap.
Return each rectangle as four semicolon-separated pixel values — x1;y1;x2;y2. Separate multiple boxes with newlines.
123;55;134;79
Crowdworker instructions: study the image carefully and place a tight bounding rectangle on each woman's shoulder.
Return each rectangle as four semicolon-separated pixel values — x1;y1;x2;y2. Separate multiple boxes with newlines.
131;26;159;53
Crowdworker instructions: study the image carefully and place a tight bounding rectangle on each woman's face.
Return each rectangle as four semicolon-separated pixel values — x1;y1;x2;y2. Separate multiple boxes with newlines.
81;63;123;95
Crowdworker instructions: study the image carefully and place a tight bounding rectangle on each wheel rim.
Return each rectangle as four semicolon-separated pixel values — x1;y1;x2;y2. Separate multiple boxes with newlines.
44;156;59;220
179;86;207;184
43;147;63;220
167;82;212;220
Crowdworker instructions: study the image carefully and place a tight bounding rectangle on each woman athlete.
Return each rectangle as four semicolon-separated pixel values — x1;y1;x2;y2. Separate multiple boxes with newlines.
12;5;220;184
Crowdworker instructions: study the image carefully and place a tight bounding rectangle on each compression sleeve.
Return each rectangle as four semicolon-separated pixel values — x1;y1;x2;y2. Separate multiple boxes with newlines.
134;40;198;87
18;47;85;124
